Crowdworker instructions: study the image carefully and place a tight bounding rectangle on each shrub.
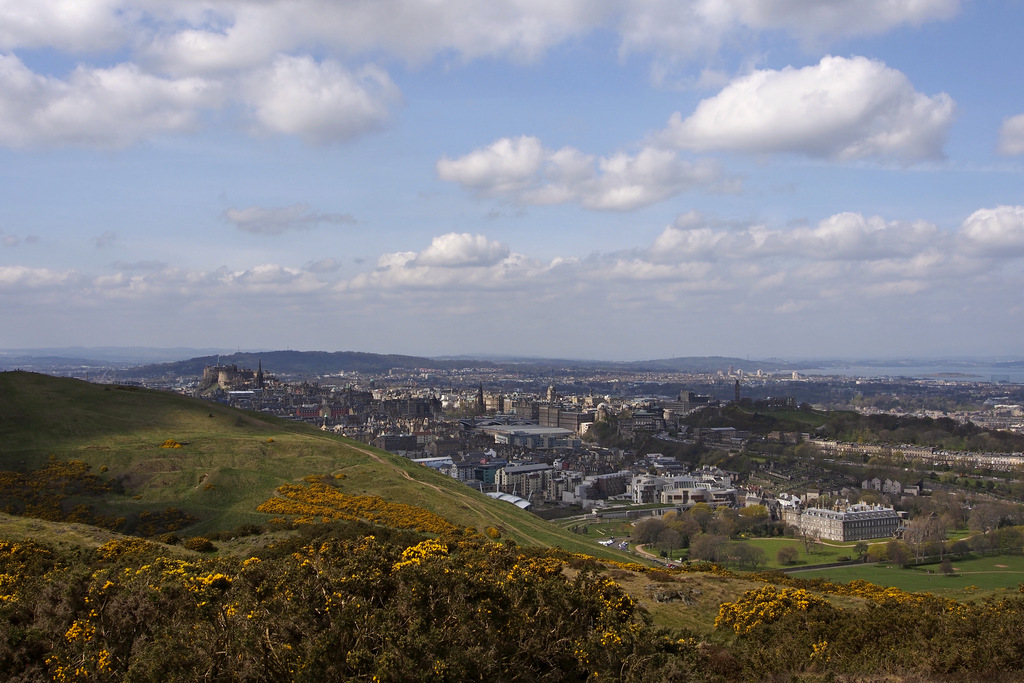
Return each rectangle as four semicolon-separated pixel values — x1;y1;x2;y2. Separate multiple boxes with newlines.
776;545;799;566
183;537;216;552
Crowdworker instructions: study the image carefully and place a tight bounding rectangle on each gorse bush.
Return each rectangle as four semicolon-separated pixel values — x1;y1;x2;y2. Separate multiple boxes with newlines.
182;537;216;552
257;481;459;535
0;528;723;682
9;520;1024;680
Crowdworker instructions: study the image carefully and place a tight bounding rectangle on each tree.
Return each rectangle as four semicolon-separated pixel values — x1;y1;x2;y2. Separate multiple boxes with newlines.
970;531;998;553
798;528;820;555
736;505;769;535
853;541;869;561
940;557;954;576
688;503;713;532
867;544;889;563
655;528;682;556
632;517;667;545
689;534;729;564
708;512;737;538
738;505;768;522
776;545;800;566
949;539;970;558
887;539;910;568
732;543;767;571
969;502;1012;534
904;515;948;562
664;513;700;548
998;526;1023;554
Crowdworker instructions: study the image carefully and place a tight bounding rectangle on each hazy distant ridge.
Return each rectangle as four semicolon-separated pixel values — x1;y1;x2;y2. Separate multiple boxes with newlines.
117;350;503;379
119;350;794;379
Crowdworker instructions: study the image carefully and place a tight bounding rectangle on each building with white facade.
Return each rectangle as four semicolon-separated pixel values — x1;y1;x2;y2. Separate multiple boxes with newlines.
629;469;736;507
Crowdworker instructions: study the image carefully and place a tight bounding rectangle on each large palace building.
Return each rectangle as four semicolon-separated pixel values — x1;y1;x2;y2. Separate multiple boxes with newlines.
795;503;900;542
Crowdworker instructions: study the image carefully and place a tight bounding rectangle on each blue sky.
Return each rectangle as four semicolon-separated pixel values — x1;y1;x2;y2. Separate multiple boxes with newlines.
1;0;1023;360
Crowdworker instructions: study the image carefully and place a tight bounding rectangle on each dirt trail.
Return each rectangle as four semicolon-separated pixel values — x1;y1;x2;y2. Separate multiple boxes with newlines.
634;544;670;565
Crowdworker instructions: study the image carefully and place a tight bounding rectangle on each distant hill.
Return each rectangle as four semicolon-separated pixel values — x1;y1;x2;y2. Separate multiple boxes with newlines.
119;350;795;380
116;350;502;380
439;354;796;373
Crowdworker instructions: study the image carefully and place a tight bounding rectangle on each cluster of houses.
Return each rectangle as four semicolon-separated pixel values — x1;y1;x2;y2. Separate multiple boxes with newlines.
411;452;739;510
202;363;910;543
409;451;904;542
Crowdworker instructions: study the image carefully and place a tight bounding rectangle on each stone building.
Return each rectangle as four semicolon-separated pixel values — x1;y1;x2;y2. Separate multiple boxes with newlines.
796;503;900;542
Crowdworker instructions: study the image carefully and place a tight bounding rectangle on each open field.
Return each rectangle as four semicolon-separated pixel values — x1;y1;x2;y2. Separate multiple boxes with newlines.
554;514;879;567
795;552;1024;600
736;535;863;569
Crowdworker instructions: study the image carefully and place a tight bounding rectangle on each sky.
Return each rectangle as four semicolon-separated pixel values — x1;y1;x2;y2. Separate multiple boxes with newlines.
1;0;1023;361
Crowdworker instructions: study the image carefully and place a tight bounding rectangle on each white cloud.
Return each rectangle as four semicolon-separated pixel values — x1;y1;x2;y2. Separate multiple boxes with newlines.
437;136;547;195
0;265;82;289
415;233;510;268
0;2;968;148
439;137;728;210
241;56;399;144
0;54;220;148
223;203;356;235
959;205;1024;256
661;55;955;163
650;211;947;265
0;0;128;52
4;1;959;71
217;263;327;293
650;213;732;261
998;114;1024;156
617;0;962;76
720;0;962;40
768;213;941;260
143;1;613;74
354;233;536;291
0;51;399;149
377;252;418;269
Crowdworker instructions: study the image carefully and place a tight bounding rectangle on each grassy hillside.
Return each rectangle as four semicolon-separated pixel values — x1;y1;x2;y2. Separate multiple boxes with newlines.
0;371;626;559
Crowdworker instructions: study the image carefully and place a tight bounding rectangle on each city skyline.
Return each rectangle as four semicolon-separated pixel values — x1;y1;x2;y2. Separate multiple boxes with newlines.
2;1;1023;360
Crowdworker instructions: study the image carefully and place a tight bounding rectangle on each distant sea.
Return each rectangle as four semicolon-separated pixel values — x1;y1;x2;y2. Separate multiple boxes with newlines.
799;362;1024;384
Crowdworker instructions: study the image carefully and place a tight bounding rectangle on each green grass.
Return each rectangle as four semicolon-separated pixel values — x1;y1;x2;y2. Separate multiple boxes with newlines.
734;536;861;569
794;553;1024;600
0;371;627;559
552;517;877;569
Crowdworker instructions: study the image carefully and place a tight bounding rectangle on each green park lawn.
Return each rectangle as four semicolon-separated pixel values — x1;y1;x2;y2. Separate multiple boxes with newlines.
553;518;870;567
795;552;1024;600
734;535;860;569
